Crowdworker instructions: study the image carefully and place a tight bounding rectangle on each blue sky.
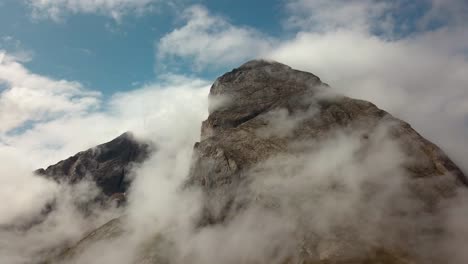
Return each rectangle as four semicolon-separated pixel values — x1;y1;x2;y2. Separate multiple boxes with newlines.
0;0;286;95
0;0;452;95
0;0;467;171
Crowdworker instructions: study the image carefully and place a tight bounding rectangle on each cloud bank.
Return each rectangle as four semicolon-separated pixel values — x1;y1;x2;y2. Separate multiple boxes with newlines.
0;52;210;263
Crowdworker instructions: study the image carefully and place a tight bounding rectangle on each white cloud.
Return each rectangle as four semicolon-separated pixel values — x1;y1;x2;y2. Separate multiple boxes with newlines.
0;36;33;62
284;0;394;33
25;0;161;21
266;0;468;173
0;147;57;225
284;0;468;35
157;5;275;70
0;52;100;134
155;2;468;174
0;73;209;169
0;62;211;262
419;0;468;28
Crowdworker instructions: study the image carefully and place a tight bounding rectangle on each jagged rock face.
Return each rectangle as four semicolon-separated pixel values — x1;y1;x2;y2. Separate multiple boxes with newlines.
52;60;467;264
201;60;324;140
187;60;467;263
36;132;150;197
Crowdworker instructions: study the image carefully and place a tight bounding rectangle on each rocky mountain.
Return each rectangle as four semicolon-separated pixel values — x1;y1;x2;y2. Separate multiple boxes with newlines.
36;132;150;199
189;60;467;220
46;60;467;264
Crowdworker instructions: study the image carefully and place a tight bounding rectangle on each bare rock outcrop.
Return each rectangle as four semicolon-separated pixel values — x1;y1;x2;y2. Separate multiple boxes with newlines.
186;60;467;263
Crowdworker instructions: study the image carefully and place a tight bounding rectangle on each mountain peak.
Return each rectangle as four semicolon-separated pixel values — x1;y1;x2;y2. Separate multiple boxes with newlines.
237;59;290;70
37;131;150;197
189;60;467;262
203;60;324;138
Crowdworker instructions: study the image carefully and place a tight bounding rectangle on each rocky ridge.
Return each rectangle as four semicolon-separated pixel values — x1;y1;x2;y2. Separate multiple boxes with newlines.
36;132;150;198
48;60;467;264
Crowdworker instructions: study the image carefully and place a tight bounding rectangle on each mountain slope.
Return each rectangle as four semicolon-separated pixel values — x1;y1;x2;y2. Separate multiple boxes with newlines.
185;60;467;263
49;60;467;264
36;132;150;198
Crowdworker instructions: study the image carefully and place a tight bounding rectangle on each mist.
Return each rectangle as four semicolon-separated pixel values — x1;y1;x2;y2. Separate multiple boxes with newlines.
45;88;468;264
0;77;210;263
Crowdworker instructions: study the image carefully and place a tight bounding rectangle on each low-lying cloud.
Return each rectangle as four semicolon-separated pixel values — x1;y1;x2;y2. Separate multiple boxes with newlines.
57;98;468;264
0;59;211;263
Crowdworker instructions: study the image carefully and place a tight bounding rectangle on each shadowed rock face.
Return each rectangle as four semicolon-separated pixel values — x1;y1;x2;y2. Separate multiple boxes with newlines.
36;132;150;197
53;60;467;264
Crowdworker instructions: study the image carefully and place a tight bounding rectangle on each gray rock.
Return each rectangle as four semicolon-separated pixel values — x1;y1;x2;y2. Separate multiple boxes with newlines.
36;132;151;197
187;60;467;263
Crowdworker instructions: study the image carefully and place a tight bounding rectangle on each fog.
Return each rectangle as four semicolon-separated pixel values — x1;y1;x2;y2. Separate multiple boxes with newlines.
32;88;467;264
0;78;210;263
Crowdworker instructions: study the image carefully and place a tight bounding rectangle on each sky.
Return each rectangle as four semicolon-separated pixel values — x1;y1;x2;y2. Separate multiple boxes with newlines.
0;0;467;171
0;0;283;94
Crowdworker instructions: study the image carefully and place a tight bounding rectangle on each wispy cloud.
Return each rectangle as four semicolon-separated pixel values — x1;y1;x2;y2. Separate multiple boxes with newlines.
157;5;275;71
0;36;33;63
0;51;100;134
284;0;394;33
24;0;163;22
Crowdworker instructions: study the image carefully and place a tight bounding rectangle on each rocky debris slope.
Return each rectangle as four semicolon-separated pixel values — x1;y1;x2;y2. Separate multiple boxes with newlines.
36;132;150;198
50;60;467;264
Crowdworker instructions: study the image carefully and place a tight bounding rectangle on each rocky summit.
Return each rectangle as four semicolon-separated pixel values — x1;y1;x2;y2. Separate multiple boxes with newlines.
47;60;467;264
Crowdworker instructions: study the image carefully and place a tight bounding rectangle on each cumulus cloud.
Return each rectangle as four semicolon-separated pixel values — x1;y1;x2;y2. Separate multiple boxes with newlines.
0;51;100;134
157;5;275;70
24;0;162;21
